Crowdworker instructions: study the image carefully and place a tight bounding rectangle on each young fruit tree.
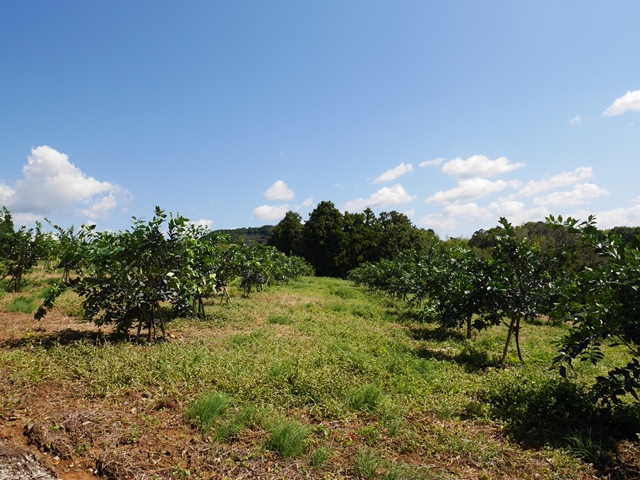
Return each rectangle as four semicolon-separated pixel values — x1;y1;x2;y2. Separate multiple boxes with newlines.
0;207;47;293
489;218;555;365
36;207;209;341
549;215;640;405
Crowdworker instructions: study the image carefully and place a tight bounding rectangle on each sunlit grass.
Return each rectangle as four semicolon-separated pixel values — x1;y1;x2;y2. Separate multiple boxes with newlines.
1;273;638;478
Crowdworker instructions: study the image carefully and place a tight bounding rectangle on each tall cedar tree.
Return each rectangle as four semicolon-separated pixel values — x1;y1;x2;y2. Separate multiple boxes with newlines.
301;201;345;277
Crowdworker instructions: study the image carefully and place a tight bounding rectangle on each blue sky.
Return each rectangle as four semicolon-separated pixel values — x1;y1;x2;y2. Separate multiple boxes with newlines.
1;1;639;238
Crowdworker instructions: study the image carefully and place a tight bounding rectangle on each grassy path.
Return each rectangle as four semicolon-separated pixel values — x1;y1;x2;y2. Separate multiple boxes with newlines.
0;275;638;478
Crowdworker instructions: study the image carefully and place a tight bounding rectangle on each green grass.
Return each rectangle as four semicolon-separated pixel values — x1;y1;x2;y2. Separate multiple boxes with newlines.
1;273;639;478
267;313;292;325
186;392;233;434
7;295;39;314
347;383;383;411
266;419;309;458
310;445;331;468
356;448;382;479
215;404;258;441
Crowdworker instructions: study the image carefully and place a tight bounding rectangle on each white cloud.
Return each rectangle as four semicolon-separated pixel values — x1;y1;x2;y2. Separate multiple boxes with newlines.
594;204;640;229
419;158;445;168
442;202;493;221
373;162;414;184
296;197;314;209
81;193;119;219
426;178;521;205
533;183;609;207
1;146;127;220
344;184;416;211
419;201;553;237
191;218;214;229
603;89;640;116
264;180;294;201
515;167;594;197
441;155;525;179
11;212;42;225
569;115;581;126
0;182;14;205
419;213;460;233
488;201;550;226
252;204;290;221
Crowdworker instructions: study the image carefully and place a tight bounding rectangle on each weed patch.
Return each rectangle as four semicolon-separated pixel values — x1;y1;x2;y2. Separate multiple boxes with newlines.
347;384;383;412
186;392;233;434
266;419;309;458
7;295;38;314
267;313;291;325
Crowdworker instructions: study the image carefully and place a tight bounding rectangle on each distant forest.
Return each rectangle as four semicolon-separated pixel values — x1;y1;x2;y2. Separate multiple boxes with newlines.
212;202;640;278
209;225;274;245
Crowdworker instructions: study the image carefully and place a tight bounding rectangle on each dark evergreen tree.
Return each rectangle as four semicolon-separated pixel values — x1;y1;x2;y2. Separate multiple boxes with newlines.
378;210;433;259
301;201;345;277
337;208;382;272
268;211;303;256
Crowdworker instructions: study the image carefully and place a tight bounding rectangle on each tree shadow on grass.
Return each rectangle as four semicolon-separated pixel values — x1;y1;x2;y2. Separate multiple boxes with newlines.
409;324;500;372
408;325;466;342
0;327;140;350
414;342;497;373
478;376;640;479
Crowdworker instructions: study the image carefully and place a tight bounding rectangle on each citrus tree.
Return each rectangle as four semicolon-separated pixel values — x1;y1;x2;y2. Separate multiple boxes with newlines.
489;218;555;365
37;207;207;341
549;215;640;404
0;207;47;292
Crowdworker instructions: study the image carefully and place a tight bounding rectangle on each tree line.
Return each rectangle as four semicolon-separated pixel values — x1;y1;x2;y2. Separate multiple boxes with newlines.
267;201;439;277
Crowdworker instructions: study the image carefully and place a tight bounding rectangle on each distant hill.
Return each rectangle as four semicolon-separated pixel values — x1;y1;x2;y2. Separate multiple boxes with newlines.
207;225;274;244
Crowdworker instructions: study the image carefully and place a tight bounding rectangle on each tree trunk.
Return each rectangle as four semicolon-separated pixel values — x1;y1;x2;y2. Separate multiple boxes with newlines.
500;317;517;366
136;313;143;343
514;316;524;362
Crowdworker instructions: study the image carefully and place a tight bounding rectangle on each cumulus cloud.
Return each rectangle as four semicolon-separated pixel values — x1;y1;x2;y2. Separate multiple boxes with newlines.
532;183;609;207
603;89;640;116
253;204;290;221
419;158;445;168
442;202;493;221
419;201;552;236
296;197;314;209
265;180;294;201
0;183;14;205
441;155;525;179
344;184;416;211
569;115;581;126
515;167;594;197
425;178;522;205
595;204;640;229
81;193;119;219
0;146;128;220
488;201;550;225
373;162;414;184
419;212;460;233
